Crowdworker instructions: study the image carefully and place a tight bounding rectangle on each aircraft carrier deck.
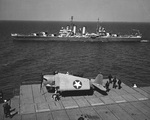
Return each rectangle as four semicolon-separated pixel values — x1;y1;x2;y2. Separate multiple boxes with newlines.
0;79;150;120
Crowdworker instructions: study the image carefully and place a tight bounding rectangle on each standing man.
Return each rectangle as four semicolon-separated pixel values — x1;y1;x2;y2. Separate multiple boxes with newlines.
3;100;11;118
3;100;18;118
118;79;122;89
112;76;117;88
105;81;110;92
108;74;113;83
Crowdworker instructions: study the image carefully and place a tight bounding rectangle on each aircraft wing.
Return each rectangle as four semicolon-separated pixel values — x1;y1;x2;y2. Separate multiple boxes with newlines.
55;73;90;91
44;75;55;81
92;82;106;91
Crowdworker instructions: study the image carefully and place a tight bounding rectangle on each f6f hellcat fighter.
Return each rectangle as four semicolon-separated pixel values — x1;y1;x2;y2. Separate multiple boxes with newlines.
41;72;106;100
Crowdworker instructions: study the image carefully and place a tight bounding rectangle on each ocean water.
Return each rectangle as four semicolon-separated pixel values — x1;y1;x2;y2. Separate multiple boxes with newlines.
0;21;150;99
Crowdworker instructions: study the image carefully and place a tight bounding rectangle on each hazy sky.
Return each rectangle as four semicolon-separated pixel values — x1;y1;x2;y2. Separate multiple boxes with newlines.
0;0;150;22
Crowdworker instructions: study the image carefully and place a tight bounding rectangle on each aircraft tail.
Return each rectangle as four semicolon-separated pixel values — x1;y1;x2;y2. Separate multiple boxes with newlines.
91;73;106;92
94;74;103;85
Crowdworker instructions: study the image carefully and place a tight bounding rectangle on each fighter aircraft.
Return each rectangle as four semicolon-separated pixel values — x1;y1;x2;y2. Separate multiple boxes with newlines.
40;72;106;100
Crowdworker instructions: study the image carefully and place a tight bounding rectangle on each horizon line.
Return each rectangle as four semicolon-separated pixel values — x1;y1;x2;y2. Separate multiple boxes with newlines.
0;19;150;23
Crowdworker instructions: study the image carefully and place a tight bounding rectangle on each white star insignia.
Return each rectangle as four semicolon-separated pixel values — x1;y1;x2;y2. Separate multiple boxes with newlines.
73;80;82;89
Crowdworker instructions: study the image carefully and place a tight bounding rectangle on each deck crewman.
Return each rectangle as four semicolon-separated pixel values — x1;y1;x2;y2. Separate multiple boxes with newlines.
112;76;117;88
118;79;122;89
108;74;113;83
105;81;110;92
3;100;11;118
3;100;18;118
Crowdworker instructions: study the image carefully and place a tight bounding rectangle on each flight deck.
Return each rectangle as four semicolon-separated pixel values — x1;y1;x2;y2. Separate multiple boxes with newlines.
0;79;150;120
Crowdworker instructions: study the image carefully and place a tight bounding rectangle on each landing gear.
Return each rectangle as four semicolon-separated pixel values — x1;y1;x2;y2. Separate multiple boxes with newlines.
52;88;60;101
52;94;60;101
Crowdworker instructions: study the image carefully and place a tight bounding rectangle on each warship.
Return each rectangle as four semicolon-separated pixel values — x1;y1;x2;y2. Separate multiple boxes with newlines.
11;16;142;42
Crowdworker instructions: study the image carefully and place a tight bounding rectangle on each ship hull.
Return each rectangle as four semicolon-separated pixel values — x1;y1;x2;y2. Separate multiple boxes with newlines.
12;36;142;42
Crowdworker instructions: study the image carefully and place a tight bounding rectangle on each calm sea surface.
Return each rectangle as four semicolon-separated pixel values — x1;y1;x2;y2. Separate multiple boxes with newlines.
0;21;150;99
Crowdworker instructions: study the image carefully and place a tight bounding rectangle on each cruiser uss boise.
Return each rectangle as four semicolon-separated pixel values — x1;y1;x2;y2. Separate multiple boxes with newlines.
11;16;142;42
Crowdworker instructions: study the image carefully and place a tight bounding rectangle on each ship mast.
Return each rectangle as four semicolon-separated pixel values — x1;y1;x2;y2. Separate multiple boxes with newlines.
96;18;100;34
70;16;73;31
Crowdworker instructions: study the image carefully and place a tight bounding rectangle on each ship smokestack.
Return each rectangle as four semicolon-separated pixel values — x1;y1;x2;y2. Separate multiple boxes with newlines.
66;25;70;30
73;26;76;34
82;27;86;35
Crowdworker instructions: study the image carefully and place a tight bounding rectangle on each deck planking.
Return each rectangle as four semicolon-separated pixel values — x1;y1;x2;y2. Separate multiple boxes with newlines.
131;101;150;119
94;105;118;120
86;97;104;106
140;86;150;94
20;85;33;104
61;99;78;109
35;102;50;112
51;110;70;120
20;103;35;114
94;90;105;98
121;94;137;102
122;85;137;94
32;84;46;103
74;98;90;107
36;112;53;120
80;107;101;120
142;99;150;108
131;93;148;100
100;96;115;104
133;87;150;99
119;102;150;120
22;113;36;120
66;108;82;120
1;79;150;120
107;104;134;120
48;101;63;111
